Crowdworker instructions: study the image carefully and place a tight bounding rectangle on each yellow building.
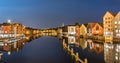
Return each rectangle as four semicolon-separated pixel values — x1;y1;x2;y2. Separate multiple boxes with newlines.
103;11;115;42
80;24;87;37
113;12;120;38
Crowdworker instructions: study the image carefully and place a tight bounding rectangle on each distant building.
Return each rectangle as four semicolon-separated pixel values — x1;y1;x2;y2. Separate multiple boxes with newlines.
92;23;104;35
63;25;76;35
80;24;87;37
1;22;25;34
113;12;120;38
103;11;115;41
87;23;96;36
57;27;62;34
75;24;80;37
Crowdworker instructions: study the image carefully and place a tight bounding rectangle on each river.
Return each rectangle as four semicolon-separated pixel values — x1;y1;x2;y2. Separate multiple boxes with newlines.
0;34;119;63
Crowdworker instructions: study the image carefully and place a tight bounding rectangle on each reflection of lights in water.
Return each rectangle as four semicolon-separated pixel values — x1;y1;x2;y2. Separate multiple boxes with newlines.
96;44;99;47
116;48;119;52
5;43;7;46
87;39;92;43
8;51;11;55
22;43;25;45
0;43;4;46
68;36;75;44
105;44;113;49
89;42;92;49
69;32;76;35
17;48;19;52
26;37;30;40
115;56;118;60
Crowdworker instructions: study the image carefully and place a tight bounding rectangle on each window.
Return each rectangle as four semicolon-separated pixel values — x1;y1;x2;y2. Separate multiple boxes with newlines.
115;21;117;24
119;21;120;24
115;26;117;28
116;30;118;33
106;21;107;23
105;18;107;20
71;28;74;32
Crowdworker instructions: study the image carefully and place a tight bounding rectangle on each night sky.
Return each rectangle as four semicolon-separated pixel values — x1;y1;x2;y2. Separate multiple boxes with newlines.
0;0;120;29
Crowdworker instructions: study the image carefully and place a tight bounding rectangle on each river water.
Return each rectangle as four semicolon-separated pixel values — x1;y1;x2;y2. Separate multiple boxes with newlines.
0;34;120;63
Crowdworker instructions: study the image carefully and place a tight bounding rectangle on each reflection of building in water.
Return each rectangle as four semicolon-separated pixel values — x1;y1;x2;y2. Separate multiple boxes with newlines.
68;36;76;44
57;34;62;40
104;43;120;63
79;38;87;50
88;39;104;54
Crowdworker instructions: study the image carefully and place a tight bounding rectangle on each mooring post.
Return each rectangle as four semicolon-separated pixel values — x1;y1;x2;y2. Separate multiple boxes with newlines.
84;58;88;63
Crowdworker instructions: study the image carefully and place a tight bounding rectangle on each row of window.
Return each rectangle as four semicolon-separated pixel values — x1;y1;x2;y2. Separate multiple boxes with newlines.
114;26;120;28
105;28;112;31
105;17;113;20
105;21;112;24
115;30;120;33
114;21;120;24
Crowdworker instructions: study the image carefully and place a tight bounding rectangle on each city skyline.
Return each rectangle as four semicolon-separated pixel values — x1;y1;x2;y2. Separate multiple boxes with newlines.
0;0;120;29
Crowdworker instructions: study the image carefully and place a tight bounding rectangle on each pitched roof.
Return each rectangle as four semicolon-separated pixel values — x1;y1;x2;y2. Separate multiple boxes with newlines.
114;11;120;18
108;11;116;16
84;24;88;27
104;11;116;17
97;23;103;27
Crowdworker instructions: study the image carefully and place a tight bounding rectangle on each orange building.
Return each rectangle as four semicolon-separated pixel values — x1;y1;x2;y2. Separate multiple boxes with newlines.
1;21;25;34
93;23;103;35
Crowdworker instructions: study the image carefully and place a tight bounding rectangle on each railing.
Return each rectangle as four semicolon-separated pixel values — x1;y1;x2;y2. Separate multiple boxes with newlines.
62;39;88;63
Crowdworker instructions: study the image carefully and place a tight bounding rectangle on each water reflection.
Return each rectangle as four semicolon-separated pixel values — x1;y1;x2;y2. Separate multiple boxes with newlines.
104;43;120;63
1;33;120;63
62;35;104;63
0;34;42;62
62;36;104;53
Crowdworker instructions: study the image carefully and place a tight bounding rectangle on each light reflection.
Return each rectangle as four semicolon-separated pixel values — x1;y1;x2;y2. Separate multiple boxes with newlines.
0;33;42;62
104;43;120;63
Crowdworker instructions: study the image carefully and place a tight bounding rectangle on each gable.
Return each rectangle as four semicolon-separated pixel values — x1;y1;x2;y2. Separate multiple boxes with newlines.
103;11;115;18
114;12;120;21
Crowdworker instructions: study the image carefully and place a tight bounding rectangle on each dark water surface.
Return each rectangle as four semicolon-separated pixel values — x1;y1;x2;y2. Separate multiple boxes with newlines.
1;35;115;63
2;36;73;63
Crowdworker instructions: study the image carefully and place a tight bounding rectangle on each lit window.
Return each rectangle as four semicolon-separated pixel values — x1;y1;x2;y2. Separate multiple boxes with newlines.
116;30;118;33
119;30;120;32
118;21;120;24
115;21;117;24
115;26;117;28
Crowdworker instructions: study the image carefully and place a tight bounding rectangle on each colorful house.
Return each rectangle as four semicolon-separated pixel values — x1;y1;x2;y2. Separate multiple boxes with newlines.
75;24;80;37
87;23;96;36
103;11;115;41
92;23;104;35
62;25;76;35
80;24;87;37
113;12;120;38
